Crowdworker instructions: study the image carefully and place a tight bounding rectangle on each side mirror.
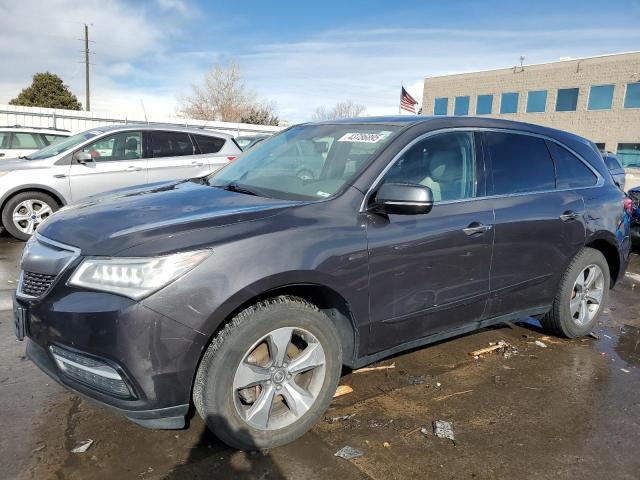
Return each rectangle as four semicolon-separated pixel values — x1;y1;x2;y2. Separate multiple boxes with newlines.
372;182;434;215
74;151;93;164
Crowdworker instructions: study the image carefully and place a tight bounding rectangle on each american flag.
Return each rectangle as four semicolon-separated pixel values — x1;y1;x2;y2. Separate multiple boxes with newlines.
400;86;418;114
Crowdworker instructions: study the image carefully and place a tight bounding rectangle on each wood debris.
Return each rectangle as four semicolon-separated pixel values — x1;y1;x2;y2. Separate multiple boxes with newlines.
353;362;395;374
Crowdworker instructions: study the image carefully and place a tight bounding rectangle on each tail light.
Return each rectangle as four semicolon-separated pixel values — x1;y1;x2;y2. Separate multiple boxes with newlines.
227;156;237;161
624;196;633;214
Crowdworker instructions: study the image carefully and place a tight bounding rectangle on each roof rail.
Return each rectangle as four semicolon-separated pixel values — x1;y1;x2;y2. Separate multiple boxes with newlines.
0;125;71;132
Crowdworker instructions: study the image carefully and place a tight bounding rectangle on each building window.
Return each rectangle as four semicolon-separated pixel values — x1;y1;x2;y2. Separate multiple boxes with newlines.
476;94;493;115
454;96;470;116
500;92;519;114
624;83;640;108
434;97;448;115
556;87;579;111
526;90;547;113
617;143;640;168
588;84;614;110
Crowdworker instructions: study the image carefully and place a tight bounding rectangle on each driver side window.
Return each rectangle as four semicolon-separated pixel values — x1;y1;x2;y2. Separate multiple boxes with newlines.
82;132;142;162
383;131;478;202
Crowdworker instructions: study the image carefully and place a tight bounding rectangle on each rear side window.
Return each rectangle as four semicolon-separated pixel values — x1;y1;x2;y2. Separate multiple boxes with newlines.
194;135;225;154
10;133;46;149
547;142;597;189
151;131;194;158
486;132;555;195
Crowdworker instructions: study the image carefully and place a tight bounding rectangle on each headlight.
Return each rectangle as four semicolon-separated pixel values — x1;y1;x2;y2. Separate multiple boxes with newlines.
0;171;9;178
68;250;211;299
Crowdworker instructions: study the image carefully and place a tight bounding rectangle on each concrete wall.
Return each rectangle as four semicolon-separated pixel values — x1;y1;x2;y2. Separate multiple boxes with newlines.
0;104;282;137
422;52;640;152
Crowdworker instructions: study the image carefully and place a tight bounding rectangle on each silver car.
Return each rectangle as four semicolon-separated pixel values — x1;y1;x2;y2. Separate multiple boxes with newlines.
0;125;241;240
0;126;71;159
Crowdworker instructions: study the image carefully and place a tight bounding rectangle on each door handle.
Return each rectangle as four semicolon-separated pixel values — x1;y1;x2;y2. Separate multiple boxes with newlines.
463;222;492;237
126;165;142;172
560;210;582;222
0;153;5;157
191;161;204;167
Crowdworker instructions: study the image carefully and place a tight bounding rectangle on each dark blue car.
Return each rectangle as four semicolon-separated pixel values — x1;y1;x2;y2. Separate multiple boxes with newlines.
13;116;631;450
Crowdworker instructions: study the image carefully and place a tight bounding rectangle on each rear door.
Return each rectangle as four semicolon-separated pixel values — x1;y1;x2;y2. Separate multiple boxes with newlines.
146;131;213;183
483;131;587;319
68;131;147;201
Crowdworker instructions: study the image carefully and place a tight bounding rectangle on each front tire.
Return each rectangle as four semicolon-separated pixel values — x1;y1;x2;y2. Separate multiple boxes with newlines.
1;191;58;241
193;295;342;450
541;247;610;338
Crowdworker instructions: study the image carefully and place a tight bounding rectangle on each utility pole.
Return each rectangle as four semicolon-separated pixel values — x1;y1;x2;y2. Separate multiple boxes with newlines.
84;24;90;111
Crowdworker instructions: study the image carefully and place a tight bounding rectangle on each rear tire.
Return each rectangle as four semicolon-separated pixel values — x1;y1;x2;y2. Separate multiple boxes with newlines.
1;191;59;241
541;247;610;338
193;295;342;450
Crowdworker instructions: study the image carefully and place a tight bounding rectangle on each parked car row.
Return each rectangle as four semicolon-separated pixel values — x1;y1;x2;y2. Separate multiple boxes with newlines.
0;125;70;159
12;116;631;450
0;125;242;240
629;186;640;248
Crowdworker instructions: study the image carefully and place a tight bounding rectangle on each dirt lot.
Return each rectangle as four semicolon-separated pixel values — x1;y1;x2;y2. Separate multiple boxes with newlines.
1;235;639;480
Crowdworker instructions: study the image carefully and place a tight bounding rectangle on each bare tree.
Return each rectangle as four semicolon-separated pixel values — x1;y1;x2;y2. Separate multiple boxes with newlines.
312;100;366;121
179;60;279;124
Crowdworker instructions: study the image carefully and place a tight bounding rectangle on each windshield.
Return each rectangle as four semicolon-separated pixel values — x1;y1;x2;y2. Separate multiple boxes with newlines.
207;124;399;200
26;130;103;160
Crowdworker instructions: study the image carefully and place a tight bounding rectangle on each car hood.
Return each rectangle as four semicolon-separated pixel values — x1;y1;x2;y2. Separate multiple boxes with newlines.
0;157;55;171
38;179;304;255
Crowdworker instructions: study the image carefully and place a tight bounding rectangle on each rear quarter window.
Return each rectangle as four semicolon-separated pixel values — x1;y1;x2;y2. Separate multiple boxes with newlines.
194;135;225;154
547;141;598;189
602;154;622;171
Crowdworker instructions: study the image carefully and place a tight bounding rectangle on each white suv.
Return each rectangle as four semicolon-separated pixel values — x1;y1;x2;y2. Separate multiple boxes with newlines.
0;124;242;240
0;126;71;159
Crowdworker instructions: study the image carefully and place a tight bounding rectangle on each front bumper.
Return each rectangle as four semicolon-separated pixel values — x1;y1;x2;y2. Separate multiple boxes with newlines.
16;287;208;429
26;339;189;428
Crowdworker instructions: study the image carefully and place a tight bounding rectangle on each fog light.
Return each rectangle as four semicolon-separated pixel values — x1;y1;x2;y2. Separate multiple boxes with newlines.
50;345;133;399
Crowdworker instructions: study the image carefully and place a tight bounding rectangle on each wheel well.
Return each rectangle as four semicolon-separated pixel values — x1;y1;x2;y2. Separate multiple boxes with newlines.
586;239;620;285
209;284;359;368
1;188;64;216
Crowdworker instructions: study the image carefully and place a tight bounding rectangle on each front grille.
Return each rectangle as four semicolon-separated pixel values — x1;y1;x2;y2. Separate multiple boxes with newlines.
21;271;57;297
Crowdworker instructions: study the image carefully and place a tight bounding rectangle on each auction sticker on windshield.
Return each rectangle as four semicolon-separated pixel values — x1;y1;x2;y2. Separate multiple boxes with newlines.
338;132;386;143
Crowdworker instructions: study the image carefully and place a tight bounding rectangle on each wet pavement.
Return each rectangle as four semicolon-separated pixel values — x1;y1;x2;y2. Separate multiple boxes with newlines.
1;233;639;479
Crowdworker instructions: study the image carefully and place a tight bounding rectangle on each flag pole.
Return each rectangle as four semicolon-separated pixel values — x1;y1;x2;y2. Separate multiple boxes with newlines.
399;83;402;115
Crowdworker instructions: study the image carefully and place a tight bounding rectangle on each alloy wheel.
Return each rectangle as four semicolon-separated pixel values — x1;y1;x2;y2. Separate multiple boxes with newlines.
570;264;605;326
12;199;53;235
232;326;326;431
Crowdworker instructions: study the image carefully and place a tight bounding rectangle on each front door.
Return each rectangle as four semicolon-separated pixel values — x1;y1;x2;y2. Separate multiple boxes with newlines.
68;131;147;201
366;131;494;353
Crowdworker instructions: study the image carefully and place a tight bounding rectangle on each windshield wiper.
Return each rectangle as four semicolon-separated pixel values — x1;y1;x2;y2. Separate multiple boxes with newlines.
19;155;30;160
221;182;262;197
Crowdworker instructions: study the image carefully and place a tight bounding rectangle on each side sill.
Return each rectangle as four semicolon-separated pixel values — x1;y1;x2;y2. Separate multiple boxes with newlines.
350;306;550;369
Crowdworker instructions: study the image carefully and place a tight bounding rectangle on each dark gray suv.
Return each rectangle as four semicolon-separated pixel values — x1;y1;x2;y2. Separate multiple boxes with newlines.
14;116;631;450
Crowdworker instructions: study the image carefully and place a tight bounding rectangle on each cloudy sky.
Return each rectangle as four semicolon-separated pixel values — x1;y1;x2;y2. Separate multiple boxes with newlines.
1;0;640;122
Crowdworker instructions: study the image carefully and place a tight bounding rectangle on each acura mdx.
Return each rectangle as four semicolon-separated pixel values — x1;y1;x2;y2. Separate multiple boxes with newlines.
14;116;631;450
